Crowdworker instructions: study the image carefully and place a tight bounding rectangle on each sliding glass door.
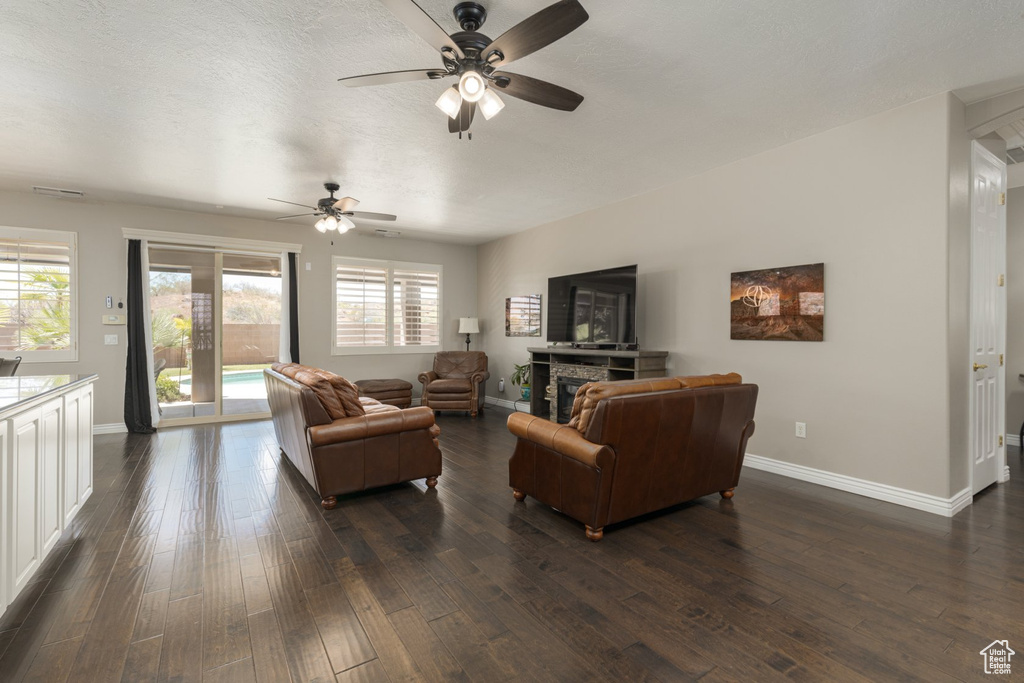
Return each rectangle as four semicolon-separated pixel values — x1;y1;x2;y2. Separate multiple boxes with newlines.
149;246;282;424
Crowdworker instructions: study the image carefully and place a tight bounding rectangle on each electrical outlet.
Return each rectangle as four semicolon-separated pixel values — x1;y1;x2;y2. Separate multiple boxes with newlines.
498;378;505;392
104;334;118;346
795;422;806;438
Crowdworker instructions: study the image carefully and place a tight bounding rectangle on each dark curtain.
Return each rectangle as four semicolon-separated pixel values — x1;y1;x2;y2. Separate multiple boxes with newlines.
288;252;300;363
124;239;155;433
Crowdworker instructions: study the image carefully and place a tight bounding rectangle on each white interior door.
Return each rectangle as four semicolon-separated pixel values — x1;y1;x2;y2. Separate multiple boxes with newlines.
969;141;1007;495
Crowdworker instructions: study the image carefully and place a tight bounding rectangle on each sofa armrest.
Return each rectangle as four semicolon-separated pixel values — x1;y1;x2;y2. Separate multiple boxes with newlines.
470;370;489;385
309;406;436;447
418;371;438;386
507;413;612;469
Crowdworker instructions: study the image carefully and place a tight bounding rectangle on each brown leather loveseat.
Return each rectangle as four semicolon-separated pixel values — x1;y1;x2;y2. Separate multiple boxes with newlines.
265;363;442;509
419;351;490;416
507;374;757;540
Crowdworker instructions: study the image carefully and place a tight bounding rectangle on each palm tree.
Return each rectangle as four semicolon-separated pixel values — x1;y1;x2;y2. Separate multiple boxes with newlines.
19;267;71;350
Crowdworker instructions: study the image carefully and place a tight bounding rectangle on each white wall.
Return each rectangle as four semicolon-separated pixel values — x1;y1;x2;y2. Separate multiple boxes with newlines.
0;191;477;427
478;93;965;499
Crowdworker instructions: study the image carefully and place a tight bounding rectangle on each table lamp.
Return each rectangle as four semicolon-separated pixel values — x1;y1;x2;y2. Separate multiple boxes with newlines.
458;317;479;351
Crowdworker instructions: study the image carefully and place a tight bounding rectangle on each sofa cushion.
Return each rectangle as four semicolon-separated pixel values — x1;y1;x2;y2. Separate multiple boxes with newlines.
312;369;366;417
292;370;348;420
570;377;686;435
426;378;473;394
363;402;402;415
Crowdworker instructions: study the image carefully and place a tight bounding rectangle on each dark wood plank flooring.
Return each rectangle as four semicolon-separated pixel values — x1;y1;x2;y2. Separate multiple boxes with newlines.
0;409;1021;681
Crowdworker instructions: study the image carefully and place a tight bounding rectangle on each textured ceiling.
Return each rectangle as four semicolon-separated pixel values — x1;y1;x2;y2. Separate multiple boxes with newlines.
3;1;1024;244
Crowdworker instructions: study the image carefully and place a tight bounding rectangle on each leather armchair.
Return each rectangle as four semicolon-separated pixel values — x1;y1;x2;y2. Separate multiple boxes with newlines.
507;374;757;541
266;364;442;509
419;351;490;417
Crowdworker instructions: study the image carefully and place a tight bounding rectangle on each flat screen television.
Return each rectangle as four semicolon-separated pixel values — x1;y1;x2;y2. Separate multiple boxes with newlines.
547;265;638;345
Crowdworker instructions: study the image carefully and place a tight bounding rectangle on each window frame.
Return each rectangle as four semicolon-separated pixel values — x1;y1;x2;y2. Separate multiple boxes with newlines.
331;256;443;356
0;226;78;363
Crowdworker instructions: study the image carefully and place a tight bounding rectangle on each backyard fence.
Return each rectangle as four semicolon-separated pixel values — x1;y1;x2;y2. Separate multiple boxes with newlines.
154;323;280;369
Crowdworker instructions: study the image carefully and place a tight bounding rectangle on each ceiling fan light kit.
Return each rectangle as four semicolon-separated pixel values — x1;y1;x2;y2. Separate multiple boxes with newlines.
271;182;397;236
341;0;589;134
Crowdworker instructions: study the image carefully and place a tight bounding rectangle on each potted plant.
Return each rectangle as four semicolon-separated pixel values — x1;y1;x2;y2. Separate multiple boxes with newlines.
511;362;531;400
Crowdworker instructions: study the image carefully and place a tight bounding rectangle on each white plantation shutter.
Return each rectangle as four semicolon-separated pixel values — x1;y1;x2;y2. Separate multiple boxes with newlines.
393;268;440;347
332;258;442;354
0;228;77;361
334;262;388;347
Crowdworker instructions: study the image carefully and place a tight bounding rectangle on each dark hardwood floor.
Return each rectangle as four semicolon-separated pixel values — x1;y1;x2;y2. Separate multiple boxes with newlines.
0;408;1021;681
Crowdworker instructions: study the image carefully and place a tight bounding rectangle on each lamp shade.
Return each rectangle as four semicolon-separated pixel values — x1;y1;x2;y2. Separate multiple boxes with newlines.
458;317;480;334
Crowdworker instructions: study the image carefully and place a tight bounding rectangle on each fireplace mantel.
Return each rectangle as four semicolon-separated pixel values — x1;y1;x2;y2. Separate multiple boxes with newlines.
526;347;669;421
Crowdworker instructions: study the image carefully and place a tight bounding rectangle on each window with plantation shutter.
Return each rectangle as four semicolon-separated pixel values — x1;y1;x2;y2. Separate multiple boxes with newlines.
393;268;440;347
332;257;442;354
0;227;78;362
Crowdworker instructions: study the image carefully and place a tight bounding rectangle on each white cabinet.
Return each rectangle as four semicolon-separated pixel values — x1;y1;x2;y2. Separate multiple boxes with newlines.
1;377;95;618
9;406;42;596
63;384;94;527
39;397;63;555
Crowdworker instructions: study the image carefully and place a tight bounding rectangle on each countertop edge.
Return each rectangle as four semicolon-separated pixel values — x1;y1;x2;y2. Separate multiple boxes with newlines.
0;374;98;419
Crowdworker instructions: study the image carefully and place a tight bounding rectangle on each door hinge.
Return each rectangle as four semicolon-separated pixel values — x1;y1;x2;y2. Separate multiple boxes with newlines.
998;435;1004;447
999;192;1006;205
998;274;1005;287
1000;354;1004;366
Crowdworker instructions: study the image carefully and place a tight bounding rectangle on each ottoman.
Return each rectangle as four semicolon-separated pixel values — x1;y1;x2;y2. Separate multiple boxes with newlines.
355;378;413;409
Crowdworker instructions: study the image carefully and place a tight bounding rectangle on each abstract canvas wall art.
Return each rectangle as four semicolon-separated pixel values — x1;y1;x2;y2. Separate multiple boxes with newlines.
730;263;824;341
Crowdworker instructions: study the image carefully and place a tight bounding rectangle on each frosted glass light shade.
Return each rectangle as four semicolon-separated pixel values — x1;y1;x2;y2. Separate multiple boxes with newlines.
458;71;485;103
435;87;462;119
314;218;328;233
478;88;505;120
458;317;480;334
323;215;339;231
336;215;355;234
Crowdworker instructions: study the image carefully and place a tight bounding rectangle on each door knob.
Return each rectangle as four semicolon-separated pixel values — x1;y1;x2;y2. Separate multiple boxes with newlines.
973;363;988;371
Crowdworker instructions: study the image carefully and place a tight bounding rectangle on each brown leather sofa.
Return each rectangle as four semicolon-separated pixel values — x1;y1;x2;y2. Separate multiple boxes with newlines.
418;351;490;417
265;363;442;509
507;374;757;540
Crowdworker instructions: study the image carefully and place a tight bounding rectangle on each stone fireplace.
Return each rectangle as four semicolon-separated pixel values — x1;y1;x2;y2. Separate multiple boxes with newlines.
556;377;588;424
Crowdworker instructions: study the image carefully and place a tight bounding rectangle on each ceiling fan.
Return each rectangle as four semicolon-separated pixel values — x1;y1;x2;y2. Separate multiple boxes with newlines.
268;182;397;234
340;0;589;134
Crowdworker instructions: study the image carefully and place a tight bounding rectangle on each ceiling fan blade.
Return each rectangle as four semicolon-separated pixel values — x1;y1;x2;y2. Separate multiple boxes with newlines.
333;196;360;212
268;198;318;210
339;68;448;87
378;0;464;58
492;72;584;111
346;211;397;221
275;213;319;220
482;0;588;68
448;100;476;133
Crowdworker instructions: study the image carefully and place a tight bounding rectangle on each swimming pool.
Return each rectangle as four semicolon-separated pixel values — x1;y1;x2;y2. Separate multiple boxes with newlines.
177;369;268;399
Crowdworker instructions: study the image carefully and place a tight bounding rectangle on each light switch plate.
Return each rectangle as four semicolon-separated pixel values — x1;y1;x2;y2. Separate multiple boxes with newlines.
104;334;118;345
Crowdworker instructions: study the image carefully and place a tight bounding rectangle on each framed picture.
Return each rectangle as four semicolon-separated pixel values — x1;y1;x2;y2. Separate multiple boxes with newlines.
506;294;542;337
730;263;824;341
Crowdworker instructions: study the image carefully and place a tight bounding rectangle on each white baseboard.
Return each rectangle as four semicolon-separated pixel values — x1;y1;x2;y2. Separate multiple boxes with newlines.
1002;465;1011;483
485;396;519;410
1005;433;1020;448
743;453;973;517
93;423;128;435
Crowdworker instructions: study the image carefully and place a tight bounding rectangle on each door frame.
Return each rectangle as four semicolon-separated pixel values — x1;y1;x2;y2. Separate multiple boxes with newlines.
967;140;1008;494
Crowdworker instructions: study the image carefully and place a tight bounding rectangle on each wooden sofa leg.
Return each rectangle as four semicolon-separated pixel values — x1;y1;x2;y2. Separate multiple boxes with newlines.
720;488;735;499
512;489;526;502
426;476;438;488
321;496;338;510
585;526;604;542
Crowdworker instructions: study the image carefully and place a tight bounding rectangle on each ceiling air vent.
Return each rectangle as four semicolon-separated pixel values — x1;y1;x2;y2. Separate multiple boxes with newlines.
32;186;86;199
374;229;401;238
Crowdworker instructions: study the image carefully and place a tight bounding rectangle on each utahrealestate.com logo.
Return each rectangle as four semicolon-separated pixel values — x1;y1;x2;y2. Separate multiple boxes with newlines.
980;640;1014;675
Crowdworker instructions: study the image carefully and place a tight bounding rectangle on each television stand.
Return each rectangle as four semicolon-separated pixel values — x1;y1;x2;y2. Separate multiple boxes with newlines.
527;346;669;422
